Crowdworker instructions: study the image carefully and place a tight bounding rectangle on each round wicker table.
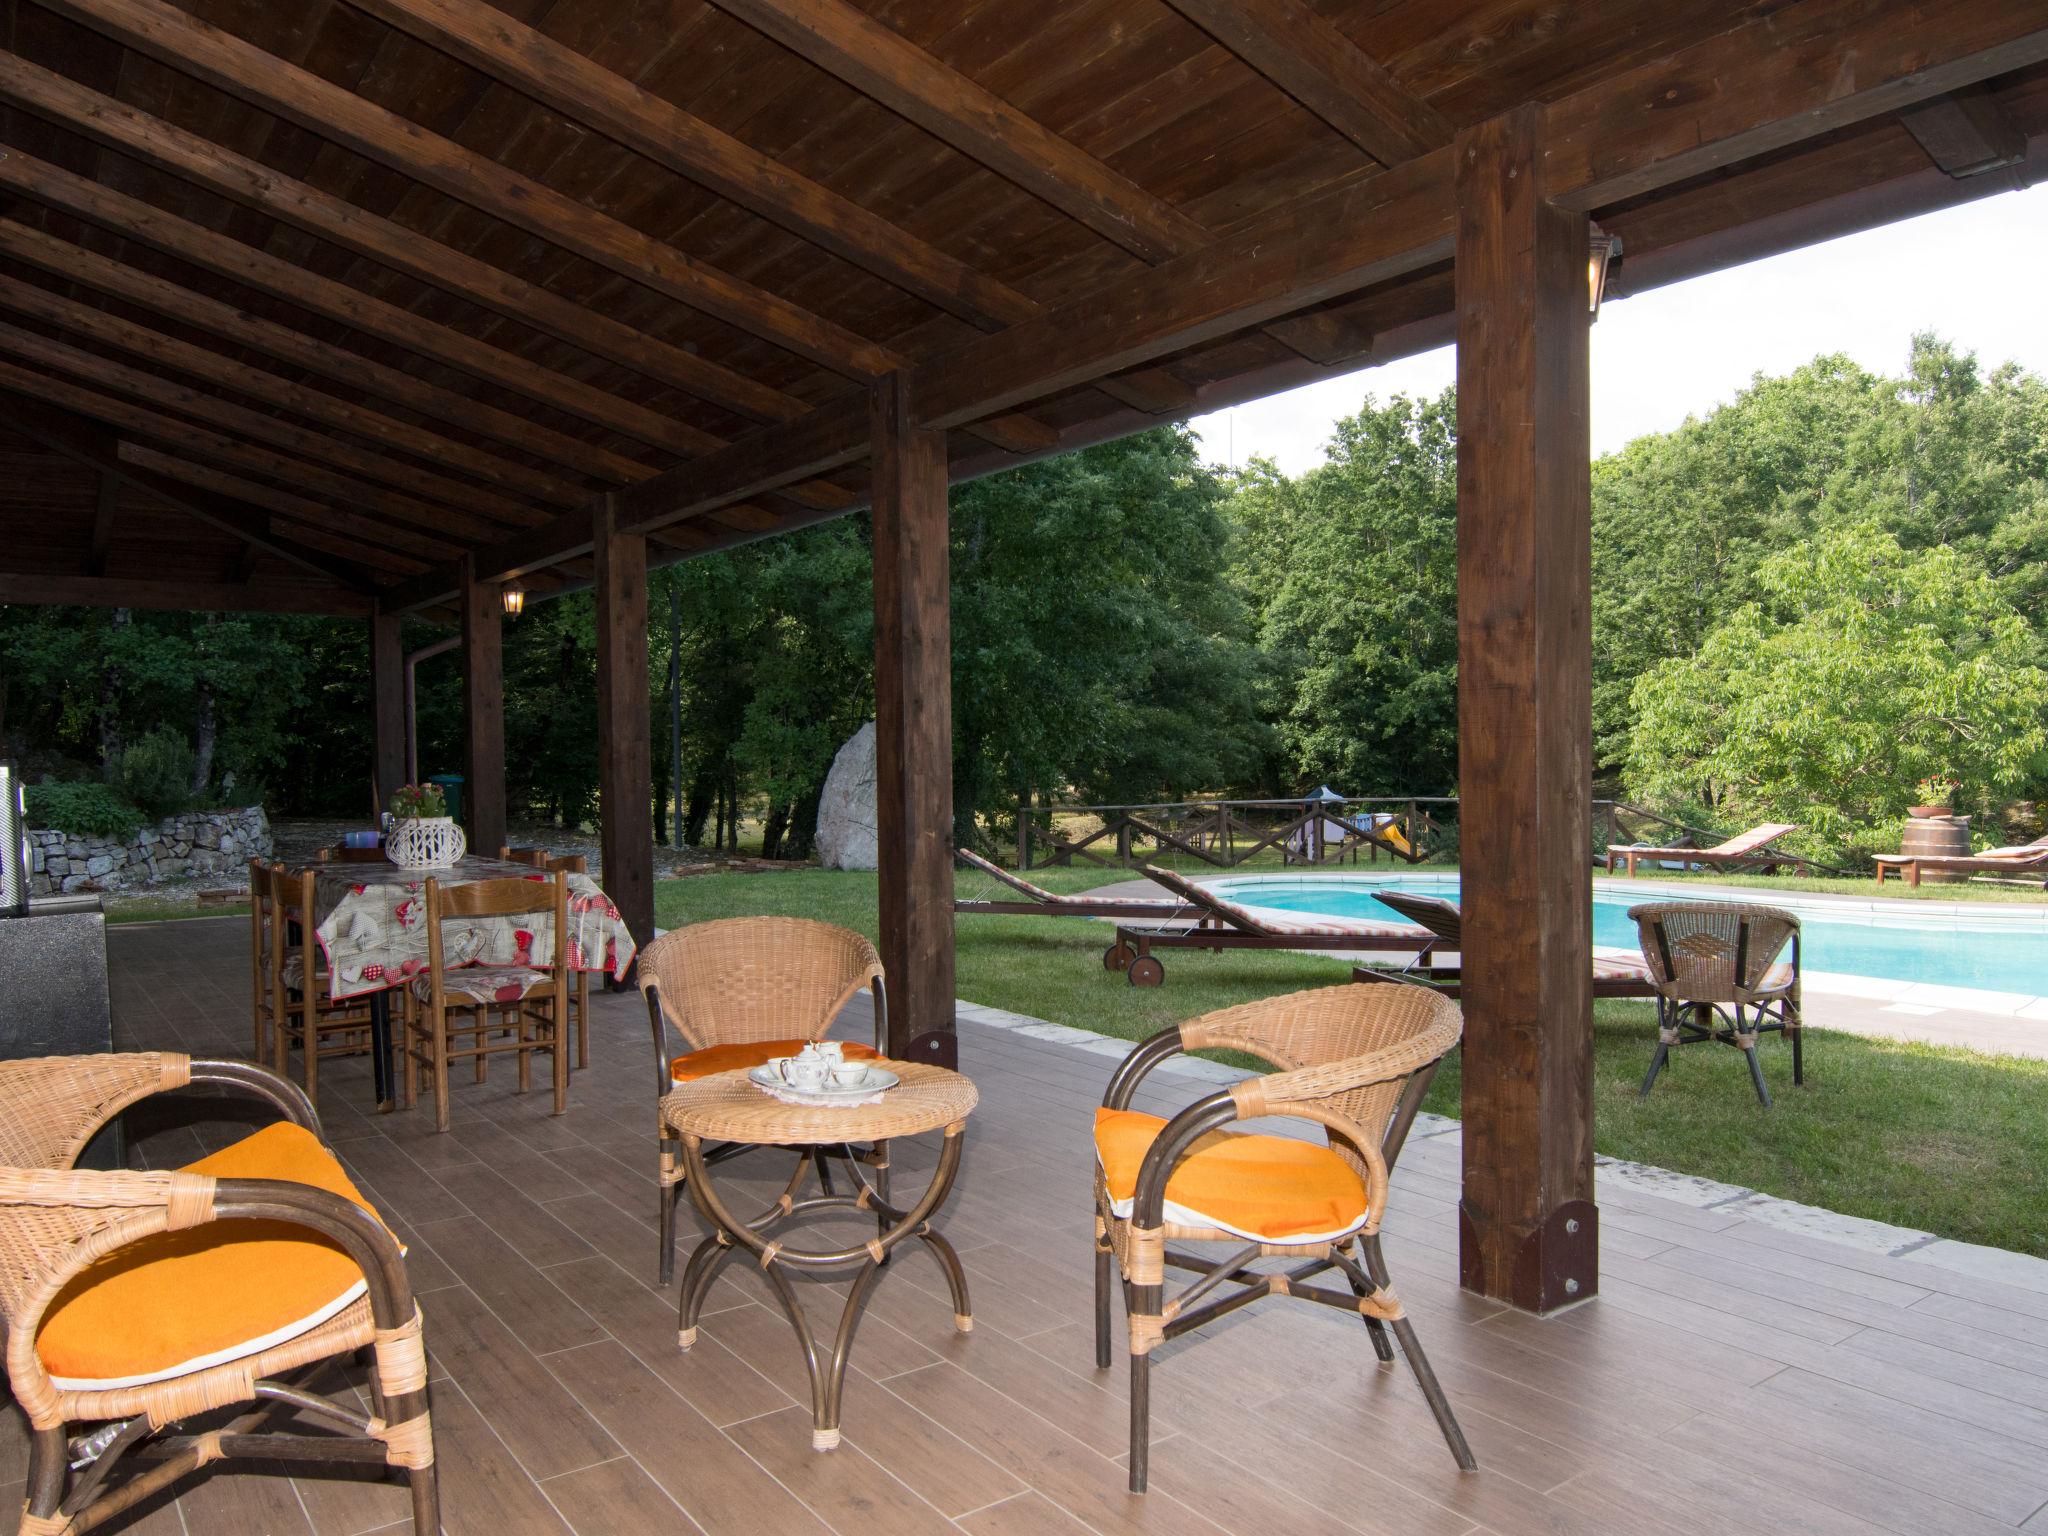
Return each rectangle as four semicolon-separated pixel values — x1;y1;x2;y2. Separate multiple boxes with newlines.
659;1061;978;1450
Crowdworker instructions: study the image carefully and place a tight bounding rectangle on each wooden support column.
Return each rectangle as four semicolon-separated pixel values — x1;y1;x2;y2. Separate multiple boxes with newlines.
459;554;507;859
594;493;654;964
1453;104;1597;1314
869;372;957;1068
369;603;405;813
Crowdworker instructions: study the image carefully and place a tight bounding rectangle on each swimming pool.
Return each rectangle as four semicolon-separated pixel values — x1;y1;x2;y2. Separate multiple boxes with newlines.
1206;872;2048;1003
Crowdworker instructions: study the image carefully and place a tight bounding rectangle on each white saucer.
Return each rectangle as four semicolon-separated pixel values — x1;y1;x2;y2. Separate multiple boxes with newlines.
745;1064;900;1103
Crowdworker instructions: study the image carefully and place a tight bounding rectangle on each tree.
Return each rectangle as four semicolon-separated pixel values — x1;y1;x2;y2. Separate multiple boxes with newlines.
1231;390;1460;794
1623;523;2048;857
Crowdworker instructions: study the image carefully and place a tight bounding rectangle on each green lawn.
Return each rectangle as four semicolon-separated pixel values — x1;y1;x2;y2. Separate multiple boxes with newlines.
656;864;2048;1256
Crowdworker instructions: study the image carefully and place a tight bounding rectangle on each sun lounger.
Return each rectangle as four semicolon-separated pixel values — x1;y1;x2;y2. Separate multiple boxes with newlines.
1873;834;2048;888
952;848;1189;920
1604;822;1806;877
1107;865;1437;986
1349;890;1658;999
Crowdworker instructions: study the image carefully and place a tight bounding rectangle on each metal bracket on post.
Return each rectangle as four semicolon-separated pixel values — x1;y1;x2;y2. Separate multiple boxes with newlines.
1459;1199;1599;1313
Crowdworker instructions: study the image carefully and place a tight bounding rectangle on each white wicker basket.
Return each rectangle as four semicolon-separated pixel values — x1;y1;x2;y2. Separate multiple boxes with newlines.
385;816;467;870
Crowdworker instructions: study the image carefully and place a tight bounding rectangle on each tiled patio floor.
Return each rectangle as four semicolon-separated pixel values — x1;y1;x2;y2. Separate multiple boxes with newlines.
14;916;2048;1535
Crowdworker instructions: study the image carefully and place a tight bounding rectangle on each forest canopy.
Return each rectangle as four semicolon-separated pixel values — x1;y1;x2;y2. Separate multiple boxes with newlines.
3;333;2043;866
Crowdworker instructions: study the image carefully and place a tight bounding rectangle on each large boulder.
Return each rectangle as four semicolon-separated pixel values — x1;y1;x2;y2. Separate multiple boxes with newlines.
814;721;879;871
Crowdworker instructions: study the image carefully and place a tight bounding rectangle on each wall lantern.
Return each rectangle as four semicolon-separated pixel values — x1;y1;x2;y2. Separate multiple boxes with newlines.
1588;228;1622;319
502;584;525;617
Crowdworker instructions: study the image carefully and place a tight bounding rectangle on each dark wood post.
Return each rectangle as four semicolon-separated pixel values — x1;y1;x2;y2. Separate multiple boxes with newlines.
594;493;654;963
870;372;956;1069
368;603;405;814
459;554;507;859
1453;104;1597;1314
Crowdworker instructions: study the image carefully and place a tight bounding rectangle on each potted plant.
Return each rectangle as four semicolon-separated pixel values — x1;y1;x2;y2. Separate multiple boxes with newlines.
385;781;467;869
1909;774;1959;819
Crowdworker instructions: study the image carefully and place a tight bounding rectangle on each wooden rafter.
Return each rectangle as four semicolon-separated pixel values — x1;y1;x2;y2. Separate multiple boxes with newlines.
0;151;729;457
0;221;648;485
0;269;583;507
707;0;1212;263
324;0;1195;420
41;0;899;385
0;320;547;526
0;358;517;547
18;0;1061;456
87;469;117;578
0;391;383;590
383;0;2048;610
1159;0;1454;166
1898;84;2029;177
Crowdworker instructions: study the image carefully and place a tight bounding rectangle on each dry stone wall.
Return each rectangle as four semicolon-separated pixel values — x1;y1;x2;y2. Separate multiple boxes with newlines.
26;806;271;895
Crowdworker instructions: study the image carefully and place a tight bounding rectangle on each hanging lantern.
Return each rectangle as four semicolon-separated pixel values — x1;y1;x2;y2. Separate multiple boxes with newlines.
1587;228;1622;319
502;584;525;617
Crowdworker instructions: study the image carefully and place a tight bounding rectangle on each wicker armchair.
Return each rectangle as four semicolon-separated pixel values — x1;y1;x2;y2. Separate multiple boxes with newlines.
0;1053;436;1534
1628;901;1803;1106
639;917;886;1285
1095;982;1473;1492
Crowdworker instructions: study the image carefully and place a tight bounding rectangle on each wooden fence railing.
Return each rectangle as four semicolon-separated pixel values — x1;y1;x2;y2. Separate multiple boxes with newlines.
1018;796;1456;871
1016;796;1716;871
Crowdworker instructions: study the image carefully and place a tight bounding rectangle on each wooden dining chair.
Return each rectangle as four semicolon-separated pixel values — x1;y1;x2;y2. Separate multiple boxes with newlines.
638;917;886;1285
1095;982;1474;1490
316;844;387;864
248;856;279;1064
548;854;592;1069
262;864;377;1112
499;846;550;868
402;872;570;1132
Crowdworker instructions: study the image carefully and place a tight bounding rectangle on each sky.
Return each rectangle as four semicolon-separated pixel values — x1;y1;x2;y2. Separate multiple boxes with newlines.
1191;180;2048;475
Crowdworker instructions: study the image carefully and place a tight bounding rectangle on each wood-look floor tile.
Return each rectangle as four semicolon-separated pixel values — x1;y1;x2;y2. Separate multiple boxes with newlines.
955;1491;1097;1535
725;1406;960;1535
418;1216;607;1356
422;1286;620;1479
538;1455;697;1535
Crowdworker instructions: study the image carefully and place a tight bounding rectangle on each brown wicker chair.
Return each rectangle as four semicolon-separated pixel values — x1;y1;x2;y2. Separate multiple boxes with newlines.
0;1053;437;1533
1628;901;1803;1106
1095;983;1473;1491
259;863;376;1112
401;872;570;1132
639;917;886;1286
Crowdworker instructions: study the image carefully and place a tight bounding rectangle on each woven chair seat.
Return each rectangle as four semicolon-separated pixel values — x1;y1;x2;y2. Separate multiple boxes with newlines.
36;1122;393;1392
670;1039;882;1083
1094;1107;1371;1245
409;965;551;1006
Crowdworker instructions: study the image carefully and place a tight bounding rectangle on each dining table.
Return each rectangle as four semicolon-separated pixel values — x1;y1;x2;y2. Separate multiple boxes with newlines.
303;854;638;1109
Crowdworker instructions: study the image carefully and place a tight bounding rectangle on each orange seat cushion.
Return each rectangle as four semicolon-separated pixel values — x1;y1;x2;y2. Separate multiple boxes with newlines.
37;1122;392;1391
1094;1107;1371;1245
671;1039;882;1083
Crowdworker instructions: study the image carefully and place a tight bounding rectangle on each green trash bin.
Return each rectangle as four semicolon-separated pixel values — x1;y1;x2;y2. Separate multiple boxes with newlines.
427;773;465;824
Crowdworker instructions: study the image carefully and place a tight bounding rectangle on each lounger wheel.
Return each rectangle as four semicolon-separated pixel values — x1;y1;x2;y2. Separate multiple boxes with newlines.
1126;956;1165;988
1103;941;1136;973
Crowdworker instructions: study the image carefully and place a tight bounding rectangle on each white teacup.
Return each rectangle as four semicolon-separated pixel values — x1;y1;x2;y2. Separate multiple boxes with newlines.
814;1041;845;1066
778;1054;828;1090
827;1060;870;1089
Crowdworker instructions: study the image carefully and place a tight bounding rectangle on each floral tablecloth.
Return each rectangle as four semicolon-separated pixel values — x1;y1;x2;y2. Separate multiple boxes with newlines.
310;856;637;1001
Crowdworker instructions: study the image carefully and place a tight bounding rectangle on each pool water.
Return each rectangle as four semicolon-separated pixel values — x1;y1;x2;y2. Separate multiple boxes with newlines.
1208;874;2048;999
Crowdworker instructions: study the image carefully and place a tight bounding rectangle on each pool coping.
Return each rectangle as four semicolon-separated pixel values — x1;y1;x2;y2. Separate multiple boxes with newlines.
1202;871;2048;1018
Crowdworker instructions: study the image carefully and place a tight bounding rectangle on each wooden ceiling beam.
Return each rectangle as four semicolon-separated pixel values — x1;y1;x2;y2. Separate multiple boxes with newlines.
390;0;2048;609
0;220;642;485
0;390;383;590
0;358;515;546
707;0;1212;263
340;0;1038;330
0;572;375;615
118;445;463;564
0;319;547;526
1159;0;1453;166
0;267;582;507
0;57;766;445
0;149;727;458
1898;84;2029;178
